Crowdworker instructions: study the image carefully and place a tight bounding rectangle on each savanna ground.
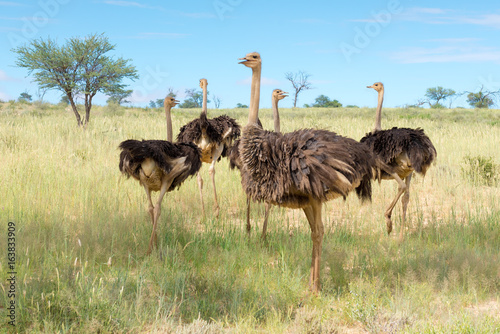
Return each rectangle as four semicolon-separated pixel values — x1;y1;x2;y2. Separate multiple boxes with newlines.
0;100;499;333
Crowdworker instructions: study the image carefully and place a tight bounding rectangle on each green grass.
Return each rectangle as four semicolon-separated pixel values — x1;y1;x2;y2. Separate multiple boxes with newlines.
1;102;499;333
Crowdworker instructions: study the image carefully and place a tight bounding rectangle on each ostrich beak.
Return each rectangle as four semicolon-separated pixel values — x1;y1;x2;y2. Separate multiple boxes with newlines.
367;85;373;89
238;57;248;64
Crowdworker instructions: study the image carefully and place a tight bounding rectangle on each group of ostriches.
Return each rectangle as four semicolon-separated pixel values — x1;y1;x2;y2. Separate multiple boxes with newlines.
119;52;436;293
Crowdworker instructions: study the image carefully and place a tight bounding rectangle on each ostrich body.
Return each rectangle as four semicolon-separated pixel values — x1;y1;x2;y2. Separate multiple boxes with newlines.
119;97;202;254
177;78;240;217
229;89;288;239
238;52;375;292
360;82;437;239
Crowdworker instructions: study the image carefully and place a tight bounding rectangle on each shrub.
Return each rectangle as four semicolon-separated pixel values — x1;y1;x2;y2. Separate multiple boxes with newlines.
461;155;498;186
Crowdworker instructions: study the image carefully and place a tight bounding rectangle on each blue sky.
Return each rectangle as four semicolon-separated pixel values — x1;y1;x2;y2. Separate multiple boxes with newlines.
1;0;500;109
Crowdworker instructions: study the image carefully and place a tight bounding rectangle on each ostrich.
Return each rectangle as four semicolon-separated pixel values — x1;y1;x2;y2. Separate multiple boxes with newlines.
271;88;287;134
119;97;202;254
237;52;375;292
177;78;240;217
360;82;437;240
229;89;288;239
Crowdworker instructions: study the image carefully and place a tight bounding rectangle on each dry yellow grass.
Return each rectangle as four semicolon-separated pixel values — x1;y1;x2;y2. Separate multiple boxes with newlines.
1;102;499;333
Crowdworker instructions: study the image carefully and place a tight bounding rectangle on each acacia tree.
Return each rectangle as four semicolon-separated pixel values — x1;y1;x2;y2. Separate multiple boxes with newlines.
424;86;455;108
18;91;32;102
106;89;132;105
285;71;312;107
465;85;499;109
305;95;342;108
150;88;178;108
179;88;210;108
13;33;138;126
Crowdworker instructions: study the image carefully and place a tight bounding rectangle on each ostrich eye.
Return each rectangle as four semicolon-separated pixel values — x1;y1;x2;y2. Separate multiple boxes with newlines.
252;55;257;59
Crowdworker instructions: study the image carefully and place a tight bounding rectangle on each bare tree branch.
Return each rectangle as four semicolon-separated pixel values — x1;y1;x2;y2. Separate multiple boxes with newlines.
213;95;221;109
166;87;177;98
285;71;313;107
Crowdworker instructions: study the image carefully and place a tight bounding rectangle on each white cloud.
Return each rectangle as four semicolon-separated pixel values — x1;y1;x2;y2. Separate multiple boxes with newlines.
0;2;26;6
0;87;11;101
102;2;216;19
293;41;320;47
423;38;482;43
129;89;165;104
310;79;334;85
0;70;19;82
102;1;158;9
348;7;450;24
237;76;281;86
391;46;500;64
0;16;56;23
0;26;21;32
293;18;331;25
398;8;500;29
459;14;500;29
131;32;190;39
174;11;216;19
406;7;449;15
314;49;342;54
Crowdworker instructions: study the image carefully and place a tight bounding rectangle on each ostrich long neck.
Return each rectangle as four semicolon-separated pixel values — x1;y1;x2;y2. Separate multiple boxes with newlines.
202;84;208;116
373;88;384;132
164;103;173;142
248;64;261;125
272;96;281;133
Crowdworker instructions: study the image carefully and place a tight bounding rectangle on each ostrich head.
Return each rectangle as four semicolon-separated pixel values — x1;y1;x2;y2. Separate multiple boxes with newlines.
367;82;384;92
273;89;288;101
239;52;261;68
164;97;180;108
199;78;208;89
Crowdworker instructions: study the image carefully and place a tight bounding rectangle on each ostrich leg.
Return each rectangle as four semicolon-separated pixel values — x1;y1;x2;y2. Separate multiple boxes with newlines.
261;203;272;240
303;200;324;293
246;197;252;233
197;172;205;216
147;177;173;255
399;173;413;240
209;144;224;218
144;185;158;251
384;173;407;235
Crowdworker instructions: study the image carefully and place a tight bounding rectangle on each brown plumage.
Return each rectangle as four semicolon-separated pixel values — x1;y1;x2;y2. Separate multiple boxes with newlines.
177;113;240;159
119;140;201;191
361;127;436;177
241;126;374;207
229;89;287;239
118;97;202;254
237;52;375;293
361;82;437;239
176;78;240;217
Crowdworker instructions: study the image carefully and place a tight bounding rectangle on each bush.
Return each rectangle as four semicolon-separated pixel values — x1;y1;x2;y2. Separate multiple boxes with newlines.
461;155;498;186
431;103;446;109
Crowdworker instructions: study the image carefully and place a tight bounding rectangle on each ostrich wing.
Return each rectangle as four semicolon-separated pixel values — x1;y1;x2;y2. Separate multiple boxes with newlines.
361;127;436;174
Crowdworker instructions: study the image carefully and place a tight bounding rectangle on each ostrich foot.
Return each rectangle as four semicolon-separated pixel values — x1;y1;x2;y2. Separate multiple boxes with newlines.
385;215;393;235
213;205;220;219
